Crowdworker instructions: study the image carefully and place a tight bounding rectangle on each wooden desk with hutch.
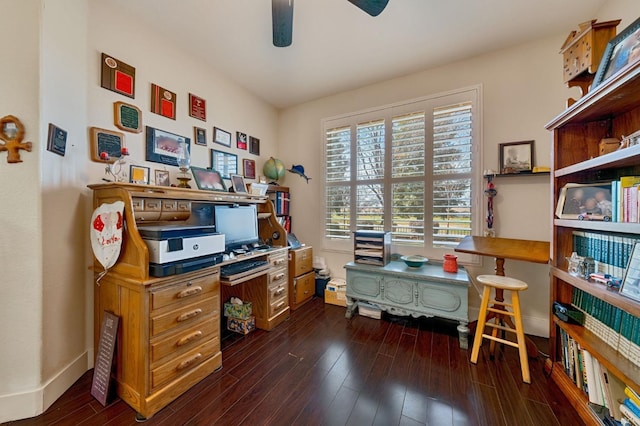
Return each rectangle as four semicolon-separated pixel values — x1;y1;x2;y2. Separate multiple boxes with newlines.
88;183;289;420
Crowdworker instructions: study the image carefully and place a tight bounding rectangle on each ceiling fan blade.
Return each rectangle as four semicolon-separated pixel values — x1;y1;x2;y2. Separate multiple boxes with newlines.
272;0;294;47
347;0;389;16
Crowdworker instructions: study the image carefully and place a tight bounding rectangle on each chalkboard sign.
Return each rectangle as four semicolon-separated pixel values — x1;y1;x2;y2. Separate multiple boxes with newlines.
114;102;142;133
90;127;124;163
91;311;119;406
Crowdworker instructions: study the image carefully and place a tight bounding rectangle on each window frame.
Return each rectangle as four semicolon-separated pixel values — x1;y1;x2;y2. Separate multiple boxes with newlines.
321;85;483;264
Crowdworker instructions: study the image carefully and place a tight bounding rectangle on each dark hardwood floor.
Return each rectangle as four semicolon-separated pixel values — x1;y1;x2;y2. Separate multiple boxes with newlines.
5;298;584;426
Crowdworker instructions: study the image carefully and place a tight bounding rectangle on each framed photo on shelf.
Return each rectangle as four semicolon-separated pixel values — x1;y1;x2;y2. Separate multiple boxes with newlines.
243;158;256;179
154;169;170;186
213;127;231;147
130;165;150;185
555;182;613;220
145;126;190;166
190;166;226;191
230;174;247;193
194;126;207;146
499;140;534;174
620;242;640;302
249;136;260;155
211;149;238;179
592;17;640;89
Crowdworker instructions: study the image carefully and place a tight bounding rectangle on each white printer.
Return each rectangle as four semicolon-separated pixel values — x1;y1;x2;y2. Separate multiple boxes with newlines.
137;225;225;277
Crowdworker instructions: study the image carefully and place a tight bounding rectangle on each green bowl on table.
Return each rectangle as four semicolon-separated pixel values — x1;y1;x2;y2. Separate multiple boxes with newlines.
400;255;428;268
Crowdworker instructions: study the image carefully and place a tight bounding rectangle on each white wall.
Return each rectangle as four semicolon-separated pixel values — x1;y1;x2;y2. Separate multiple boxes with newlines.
0;0;278;422
277;34;571;337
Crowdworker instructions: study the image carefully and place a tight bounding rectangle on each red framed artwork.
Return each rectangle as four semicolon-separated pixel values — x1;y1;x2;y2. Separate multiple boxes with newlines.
189;93;206;121
101;53;136;98
243;158;256;179
150;83;176;120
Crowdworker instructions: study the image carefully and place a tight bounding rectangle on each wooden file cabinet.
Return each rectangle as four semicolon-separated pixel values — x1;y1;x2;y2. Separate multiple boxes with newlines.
288;246;314;310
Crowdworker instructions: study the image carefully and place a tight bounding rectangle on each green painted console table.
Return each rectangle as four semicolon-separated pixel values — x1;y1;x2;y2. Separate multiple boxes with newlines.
344;261;470;348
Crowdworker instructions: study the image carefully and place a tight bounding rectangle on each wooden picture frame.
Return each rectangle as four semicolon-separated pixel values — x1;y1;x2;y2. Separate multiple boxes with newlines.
113;101;142;133
145;126;190;166
90;127;125;163
230;174;247;193
190;166;226;191
499;140;534;174
194;127;207;146
189;93;206;121
130;165;150;185
620;242;640;302
213;127;231;147
555;182;613;220
243;158;256;179
150;83;176;120
47;123;67;156
211;149;238;179
154;169;170;186
100;53;135;99
593;17;640;89
249;136;260;155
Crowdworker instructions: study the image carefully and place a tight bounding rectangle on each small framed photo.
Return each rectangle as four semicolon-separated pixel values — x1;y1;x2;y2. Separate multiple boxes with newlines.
213;127;231;147
243;158;256;179
249;136;260;155
211;149;238;179
555;182;613;220
47;123;67;156
130;165;150;184
230;174;248;193
237;131;247;150
593;17;640;89
194;126;207;146
499;140;534;174
191;166;226;191
620;242;640;302
155;169;170;186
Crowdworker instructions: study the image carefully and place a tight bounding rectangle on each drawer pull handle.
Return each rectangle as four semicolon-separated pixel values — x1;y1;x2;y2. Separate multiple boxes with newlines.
178;309;202;322
177;330;203;347
178;286;202;298
274;259;285;265
275;301;285;310
177;353;202;370
273;273;285;282
275;288;285;296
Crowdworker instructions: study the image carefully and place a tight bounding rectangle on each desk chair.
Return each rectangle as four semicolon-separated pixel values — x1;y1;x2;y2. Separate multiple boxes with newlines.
470;274;530;384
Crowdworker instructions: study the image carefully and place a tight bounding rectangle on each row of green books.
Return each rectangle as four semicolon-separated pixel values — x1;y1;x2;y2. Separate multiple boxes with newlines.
572;230;639;278
572;289;640;367
557;327;640;425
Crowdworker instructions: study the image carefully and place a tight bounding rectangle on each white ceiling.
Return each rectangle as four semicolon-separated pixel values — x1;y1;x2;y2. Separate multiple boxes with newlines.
107;0;607;109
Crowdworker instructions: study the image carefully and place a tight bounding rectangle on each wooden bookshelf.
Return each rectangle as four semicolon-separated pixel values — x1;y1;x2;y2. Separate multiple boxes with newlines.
546;60;640;425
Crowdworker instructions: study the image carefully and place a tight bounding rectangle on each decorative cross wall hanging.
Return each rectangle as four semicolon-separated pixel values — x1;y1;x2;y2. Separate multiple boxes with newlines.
0;115;32;163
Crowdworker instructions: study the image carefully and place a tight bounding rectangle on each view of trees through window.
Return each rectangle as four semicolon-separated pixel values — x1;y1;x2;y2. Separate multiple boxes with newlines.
324;90;477;254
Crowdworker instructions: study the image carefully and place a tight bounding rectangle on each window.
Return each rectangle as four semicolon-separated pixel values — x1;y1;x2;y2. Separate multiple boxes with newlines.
323;86;481;259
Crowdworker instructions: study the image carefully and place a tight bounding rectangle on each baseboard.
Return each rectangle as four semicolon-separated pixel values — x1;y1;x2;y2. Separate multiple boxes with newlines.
0;350;90;423
468;307;549;338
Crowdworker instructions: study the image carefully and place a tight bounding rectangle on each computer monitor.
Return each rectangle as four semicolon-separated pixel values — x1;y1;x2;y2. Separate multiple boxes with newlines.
214;204;259;251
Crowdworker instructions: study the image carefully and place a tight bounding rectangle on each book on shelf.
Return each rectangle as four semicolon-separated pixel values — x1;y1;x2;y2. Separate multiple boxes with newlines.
620;402;640;426
572;230;637;278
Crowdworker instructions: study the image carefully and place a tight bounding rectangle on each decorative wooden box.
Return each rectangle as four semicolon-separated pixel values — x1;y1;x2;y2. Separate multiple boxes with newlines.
559;19;619;105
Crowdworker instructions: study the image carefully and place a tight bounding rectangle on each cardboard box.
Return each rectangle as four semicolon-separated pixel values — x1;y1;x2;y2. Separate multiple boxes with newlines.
223;301;252;319
326;278;346;292
357;301;382;319
325;288;347;307
227;315;256;335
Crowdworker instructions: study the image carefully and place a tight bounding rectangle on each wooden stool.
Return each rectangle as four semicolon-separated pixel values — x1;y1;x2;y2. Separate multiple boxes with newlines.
470;274;530;384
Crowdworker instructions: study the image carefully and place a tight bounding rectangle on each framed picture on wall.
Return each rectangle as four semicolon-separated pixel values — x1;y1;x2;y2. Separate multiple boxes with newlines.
243;158;256;179
499;140;534;174
213;127;231;147
211;149;238;179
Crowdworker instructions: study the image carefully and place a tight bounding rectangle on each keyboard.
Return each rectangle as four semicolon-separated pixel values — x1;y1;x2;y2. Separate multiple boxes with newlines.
220;259;270;279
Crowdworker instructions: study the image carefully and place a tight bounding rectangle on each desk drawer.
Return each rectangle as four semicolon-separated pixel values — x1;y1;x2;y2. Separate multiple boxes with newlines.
150;315;218;365
269;280;287;301
293;271;315;305
150;338;217;391
151;274;219;311
268;269;287;287
289;246;313;276
268;251;288;269
269;296;288;318
151;296;218;337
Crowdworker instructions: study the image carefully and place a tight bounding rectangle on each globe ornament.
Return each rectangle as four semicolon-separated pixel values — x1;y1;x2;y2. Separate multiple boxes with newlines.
263;157;286;183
